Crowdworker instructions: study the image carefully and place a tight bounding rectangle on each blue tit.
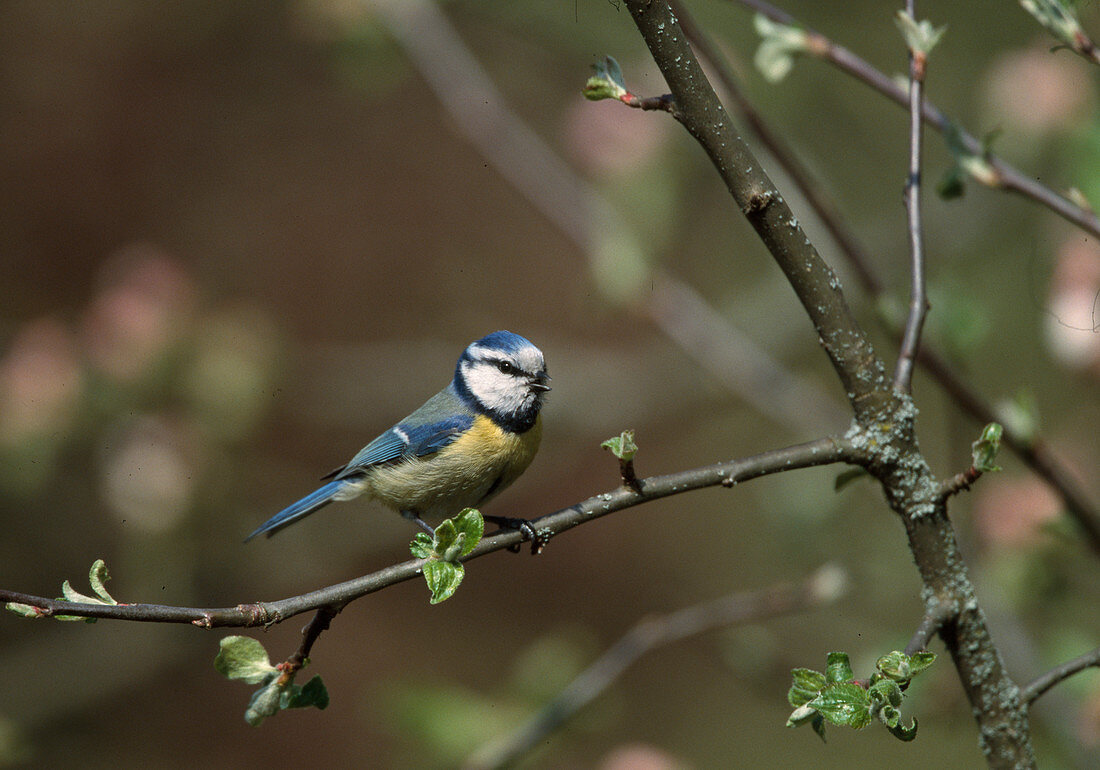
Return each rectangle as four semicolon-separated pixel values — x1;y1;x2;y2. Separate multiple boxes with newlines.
247;330;550;541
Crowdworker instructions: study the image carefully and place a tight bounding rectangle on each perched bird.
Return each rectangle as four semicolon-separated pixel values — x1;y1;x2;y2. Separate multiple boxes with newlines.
246;330;550;542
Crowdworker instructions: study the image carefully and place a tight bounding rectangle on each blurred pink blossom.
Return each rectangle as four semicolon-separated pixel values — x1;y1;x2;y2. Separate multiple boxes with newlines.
564;95;672;177
81;243;197;381
598;743;686;770
973;477;1061;549
1045;236;1100;375
0;316;83;447
983;43;1092;134
99;414;199;533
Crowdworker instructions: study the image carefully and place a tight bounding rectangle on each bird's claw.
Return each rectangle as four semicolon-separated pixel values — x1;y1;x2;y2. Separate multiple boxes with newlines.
484;515;549;555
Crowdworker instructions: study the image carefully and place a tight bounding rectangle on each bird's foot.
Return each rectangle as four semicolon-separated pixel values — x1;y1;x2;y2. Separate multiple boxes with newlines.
483;515;549;555
401;511;436;537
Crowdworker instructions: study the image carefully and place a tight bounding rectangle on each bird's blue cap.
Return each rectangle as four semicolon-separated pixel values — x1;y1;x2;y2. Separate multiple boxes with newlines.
471;330;537;355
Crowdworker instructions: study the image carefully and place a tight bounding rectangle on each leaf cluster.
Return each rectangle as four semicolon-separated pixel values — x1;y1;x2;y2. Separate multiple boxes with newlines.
787;650;936;742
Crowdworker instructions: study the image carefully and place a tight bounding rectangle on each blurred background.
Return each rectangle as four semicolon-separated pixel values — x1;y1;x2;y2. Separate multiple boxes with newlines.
1;0;1099;766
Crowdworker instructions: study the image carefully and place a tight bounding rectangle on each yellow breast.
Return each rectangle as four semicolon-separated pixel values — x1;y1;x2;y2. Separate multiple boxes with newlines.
365;414;542;520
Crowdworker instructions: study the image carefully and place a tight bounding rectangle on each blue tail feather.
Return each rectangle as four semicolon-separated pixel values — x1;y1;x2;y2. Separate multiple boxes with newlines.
245;480;346;541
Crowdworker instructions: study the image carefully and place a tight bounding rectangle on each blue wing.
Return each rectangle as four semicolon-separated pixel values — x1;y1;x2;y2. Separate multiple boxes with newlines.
333;414;474;478
331;386;476;477
246;385;475;540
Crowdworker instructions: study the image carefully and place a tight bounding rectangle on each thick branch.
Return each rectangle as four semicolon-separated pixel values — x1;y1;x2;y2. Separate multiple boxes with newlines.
2;438;850;625
669;0;1100;552
624;0;890;422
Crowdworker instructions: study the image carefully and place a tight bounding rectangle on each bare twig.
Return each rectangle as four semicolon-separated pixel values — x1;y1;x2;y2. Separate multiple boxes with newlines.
894;1;930;393
2;438;851;625
669;0;1100;552
278;604;345;684
939;465;984;500
732;0;1100;238
466;563;849;769
905;600;954;655
1021;646;1100;705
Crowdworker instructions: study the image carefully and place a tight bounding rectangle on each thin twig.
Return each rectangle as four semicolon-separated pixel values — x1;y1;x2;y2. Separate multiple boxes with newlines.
465;563;849;769
2;438;852;625
731;0;1100;238
670;0;1100;552
904;600;954;655
1021;645;1100;705
938;465;983;500
278;604;345;684
894;0;929;393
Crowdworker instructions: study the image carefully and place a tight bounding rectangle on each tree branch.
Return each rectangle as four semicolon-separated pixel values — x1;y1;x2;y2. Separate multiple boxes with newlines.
668;0;1100;553
466;563;849;769
622;3;1036;764
732;0;1100;238
2;438;851;625
623;0;890;423
1021;646;1100;705
893;1;930;393
905;599;954;656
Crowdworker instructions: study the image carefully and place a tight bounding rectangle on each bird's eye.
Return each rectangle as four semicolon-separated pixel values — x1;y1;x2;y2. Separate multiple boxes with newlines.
496;360;516;375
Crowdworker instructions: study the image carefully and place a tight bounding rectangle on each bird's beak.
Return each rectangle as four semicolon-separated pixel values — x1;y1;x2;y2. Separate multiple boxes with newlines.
530;372;551;392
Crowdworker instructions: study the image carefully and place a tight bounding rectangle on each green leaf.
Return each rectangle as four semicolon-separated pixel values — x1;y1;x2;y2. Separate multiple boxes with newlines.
583;55;628;101
423;559;465;604
282;675;330;710
937;165;966;199
5;603;43;619
888;716;919;741
788;667;827;706
888;717;915;739
939;124;1000;200
214;636;278;685
786;702;818;727
452;509;484;558
245;679;284;727
1020;0;1085;49
60;580;95;604
411;510;483;603
601;430;637;461
908;651;937;676
753;14;810;83
434;519;458;553
868;678;903;709
971;422;1003;472
812;682;872;729
810;713;827;742
51;559;118;621
410;532;434;559
895;10;946;55
875;651;912;682
88;560;114;603
825;651;853;684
